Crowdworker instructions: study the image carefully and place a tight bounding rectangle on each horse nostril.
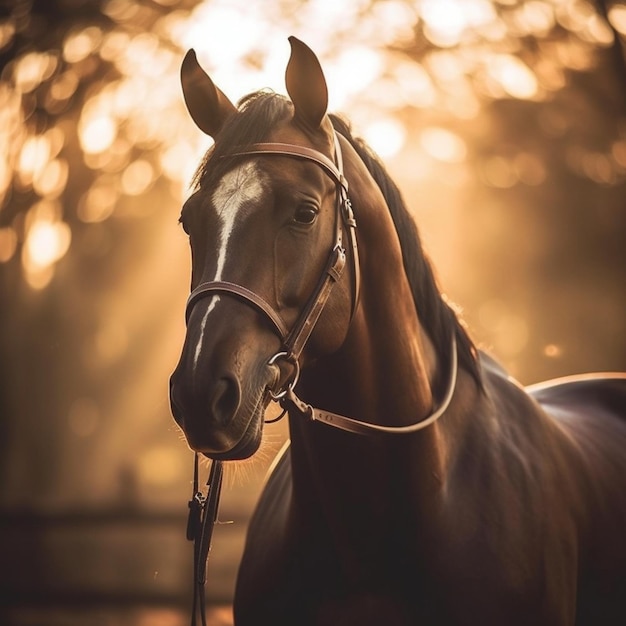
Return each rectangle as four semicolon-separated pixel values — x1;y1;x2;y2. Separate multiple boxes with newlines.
210;375;241;424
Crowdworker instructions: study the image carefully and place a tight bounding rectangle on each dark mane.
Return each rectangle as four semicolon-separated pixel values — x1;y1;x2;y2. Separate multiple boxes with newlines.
329;114;482;390
192;90;481;388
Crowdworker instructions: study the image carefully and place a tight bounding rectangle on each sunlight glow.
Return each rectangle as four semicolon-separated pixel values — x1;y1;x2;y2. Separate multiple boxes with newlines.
363;118;406;158
25;218;71;268
33;158;69;198
394;61;437;108
0;82;22;205
366;1;417;45
608;4;626;35
543;344;563;358
513;1;555;37
326;46;384;108
487;54;539;99
0;227;17;262
420;127;467;163
79;113;117;155
63;27;103;63
184;3;268;72
2;0;620;301
0;22;15;49
421;0;497;47
0;0;623;520
13;51;58;93
77;181;119;223
101;0;140;23
120;159;155;196
49;69;80;103
583;14;614;45
99;30;131;62
22;202;71;289
18;134;50;185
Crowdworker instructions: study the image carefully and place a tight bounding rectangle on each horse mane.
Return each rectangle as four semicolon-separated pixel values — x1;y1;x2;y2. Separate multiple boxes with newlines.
329;114;482;390
193;91;482;389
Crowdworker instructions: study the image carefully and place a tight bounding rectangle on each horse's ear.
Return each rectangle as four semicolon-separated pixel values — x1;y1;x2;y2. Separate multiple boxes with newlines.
180;49;237;137
285;36;328;130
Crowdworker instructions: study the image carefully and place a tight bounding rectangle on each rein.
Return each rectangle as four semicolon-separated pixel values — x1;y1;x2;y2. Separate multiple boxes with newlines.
182;129;458;624
186;454;223;626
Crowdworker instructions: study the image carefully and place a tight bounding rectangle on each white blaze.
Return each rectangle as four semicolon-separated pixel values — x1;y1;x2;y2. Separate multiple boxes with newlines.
193;162;266;369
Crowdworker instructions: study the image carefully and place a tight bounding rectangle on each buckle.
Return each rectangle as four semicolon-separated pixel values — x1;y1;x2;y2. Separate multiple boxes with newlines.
267;351;301;400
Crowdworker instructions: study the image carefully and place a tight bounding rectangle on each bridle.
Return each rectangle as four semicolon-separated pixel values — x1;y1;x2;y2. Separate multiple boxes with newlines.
185;129;457;433
183;128;458;626
185;131;360;371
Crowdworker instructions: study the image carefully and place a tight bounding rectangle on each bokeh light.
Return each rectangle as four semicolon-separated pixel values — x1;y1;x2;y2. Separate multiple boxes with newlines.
1;1;625;623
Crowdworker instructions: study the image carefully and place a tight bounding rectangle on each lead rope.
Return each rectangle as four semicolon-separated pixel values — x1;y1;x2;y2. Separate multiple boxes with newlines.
186;454;224;626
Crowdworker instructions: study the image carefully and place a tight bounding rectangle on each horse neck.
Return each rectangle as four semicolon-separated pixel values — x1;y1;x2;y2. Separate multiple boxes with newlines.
286;167;454;559
301;146;439;430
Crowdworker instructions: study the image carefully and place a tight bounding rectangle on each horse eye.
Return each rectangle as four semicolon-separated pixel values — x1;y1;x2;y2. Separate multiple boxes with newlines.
294;205;318;225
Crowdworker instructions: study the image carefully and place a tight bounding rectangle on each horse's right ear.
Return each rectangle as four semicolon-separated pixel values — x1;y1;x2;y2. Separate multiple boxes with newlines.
180;49;237;137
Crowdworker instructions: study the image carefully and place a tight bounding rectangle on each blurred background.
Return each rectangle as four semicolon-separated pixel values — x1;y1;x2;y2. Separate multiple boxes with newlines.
0;0;625;624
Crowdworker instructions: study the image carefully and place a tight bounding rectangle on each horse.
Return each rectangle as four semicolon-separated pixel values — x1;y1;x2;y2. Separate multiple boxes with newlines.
169;37;626;625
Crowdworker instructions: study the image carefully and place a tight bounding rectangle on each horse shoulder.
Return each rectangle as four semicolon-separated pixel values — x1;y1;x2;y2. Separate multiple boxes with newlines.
433;365;587;623
441;366;626;624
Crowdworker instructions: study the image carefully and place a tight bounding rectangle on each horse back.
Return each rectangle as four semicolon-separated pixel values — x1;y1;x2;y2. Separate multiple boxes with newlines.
527;373;626;486
527;373;626;624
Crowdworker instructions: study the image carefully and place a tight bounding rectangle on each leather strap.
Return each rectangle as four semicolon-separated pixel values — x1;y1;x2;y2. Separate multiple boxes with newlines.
230;142;348;193
286;244;346;360
186;281;288;338
283;335;457;435
187;456;223;626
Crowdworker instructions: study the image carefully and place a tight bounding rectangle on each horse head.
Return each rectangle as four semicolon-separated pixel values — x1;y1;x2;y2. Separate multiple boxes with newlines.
169;38;356;459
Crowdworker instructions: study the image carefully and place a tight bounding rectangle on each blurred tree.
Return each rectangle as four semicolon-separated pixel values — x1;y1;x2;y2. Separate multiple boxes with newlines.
1;0;625;620
1;0;625;505
0;0;195;504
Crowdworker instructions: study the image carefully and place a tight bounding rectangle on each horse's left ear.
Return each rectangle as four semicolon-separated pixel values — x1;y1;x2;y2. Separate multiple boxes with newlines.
285;36;328;130
180;49;237;137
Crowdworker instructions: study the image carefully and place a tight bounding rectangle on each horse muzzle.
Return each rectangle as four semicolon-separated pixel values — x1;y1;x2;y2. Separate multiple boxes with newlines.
169;314;281;459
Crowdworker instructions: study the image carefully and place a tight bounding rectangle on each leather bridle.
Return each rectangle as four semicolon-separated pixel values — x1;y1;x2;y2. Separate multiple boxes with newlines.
185;132;360;371
183;129;458;626
184;129;457;434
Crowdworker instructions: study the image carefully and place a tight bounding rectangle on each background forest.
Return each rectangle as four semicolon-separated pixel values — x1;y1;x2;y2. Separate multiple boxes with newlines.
1;0;625;624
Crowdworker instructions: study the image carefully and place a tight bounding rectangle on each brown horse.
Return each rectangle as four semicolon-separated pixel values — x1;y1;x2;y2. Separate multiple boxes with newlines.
169;37;626;625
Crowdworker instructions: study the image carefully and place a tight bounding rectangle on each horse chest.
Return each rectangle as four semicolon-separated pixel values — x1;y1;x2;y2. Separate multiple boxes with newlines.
237;508;558;626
